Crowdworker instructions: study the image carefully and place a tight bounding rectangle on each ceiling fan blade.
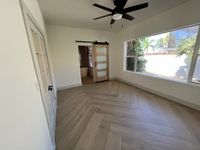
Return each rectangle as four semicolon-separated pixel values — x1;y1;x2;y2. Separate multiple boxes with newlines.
123;2;148;13
110;19;115;25
113;0;128;8
93;14;112;20
122;14;134;21
93;3;113;12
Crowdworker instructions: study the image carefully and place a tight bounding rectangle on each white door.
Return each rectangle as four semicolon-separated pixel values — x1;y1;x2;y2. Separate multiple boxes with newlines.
25;15;56;143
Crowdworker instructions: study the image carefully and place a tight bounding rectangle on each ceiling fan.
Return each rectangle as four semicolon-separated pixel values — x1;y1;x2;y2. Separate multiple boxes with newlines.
93;0;149;25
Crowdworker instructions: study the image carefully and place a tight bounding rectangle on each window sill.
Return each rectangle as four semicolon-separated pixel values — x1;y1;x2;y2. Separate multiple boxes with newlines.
124;70;200;87
191;81;200;86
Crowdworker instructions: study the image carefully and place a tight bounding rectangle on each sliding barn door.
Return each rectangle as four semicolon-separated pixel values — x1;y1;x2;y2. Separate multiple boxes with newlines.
93;44;109;82
24;15;56;144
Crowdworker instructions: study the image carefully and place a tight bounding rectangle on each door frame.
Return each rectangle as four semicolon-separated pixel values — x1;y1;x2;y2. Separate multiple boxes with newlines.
76;43;94;84
20;0;56;146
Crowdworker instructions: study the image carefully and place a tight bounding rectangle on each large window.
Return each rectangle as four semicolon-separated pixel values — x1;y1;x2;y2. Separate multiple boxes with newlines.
125;25;200;83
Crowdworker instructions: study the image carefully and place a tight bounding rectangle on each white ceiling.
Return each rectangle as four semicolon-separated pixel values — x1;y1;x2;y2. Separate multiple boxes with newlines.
38;0;189;32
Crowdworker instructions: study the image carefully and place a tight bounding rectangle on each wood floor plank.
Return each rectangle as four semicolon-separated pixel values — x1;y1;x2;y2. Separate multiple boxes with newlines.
74;113;104;150
56;80;200;150
86;121;110;150
111;124;199;150
105;131;121;150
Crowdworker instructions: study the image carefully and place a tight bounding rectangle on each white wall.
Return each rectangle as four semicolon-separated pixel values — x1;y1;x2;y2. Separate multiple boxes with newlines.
47;25;117;89
0;0;53;150
115;0;200;108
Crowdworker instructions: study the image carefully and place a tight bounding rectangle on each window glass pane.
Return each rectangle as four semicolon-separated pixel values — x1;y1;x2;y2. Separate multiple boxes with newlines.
136;57;147;72
97;63;107;70
192;50;200;82
96;55;106;62
125;25;199;81
126;40;140;56
127;41;134;56
126;57;136;71
97;71;107;78
96;47;107;54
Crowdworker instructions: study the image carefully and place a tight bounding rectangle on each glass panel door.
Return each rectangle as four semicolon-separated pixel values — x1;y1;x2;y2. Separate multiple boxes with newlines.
93;44;109;82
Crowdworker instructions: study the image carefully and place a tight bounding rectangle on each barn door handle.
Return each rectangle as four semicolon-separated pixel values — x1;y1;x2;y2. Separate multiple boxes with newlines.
48;85;53;91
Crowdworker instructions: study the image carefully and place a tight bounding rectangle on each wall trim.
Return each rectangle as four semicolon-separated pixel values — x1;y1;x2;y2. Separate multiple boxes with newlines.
57;83;82;91
115;78;200;111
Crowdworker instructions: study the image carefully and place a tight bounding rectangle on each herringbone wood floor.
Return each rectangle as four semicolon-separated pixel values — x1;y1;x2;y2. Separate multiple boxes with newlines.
56;81;200;150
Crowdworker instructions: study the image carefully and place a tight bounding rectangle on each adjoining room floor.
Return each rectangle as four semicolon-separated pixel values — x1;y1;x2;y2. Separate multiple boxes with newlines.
81;77;94;85
56;81;200;150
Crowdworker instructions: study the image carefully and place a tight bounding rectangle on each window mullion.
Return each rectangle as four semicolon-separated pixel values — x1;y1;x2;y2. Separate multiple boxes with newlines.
187;26;200;83
134;57;137;72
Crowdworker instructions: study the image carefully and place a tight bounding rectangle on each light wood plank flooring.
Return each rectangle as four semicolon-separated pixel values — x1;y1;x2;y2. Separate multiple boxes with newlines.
56;80;200;150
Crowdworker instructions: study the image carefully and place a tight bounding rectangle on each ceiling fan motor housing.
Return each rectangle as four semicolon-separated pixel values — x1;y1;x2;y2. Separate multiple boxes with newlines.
113;7;123;15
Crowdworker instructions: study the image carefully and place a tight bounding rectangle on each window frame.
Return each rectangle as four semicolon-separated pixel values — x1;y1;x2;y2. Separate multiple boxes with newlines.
124;24;200;85
188;28;200;84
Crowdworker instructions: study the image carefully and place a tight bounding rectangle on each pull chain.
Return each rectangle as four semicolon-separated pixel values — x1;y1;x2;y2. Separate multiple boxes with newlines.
110;16;113;28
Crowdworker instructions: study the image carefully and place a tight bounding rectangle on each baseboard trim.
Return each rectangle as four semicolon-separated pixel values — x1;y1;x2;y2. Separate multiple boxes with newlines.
57;83;82;91
116;78;200;111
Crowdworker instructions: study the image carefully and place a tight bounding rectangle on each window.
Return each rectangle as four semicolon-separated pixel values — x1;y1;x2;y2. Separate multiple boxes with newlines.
125;25;200;83
126;39;148;72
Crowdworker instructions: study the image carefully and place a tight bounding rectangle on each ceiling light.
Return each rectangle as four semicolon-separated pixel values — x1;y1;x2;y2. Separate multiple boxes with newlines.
112;13;122;20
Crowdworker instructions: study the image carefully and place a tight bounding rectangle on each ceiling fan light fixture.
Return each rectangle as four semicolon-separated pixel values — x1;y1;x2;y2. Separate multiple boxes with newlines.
112;13;122;20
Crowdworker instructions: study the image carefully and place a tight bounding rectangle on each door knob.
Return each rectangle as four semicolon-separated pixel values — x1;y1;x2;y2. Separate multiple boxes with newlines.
48;85;53;91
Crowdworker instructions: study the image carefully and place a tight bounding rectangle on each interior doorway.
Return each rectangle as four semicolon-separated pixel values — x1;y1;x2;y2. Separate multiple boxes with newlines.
78;46;94;85
78;42;110;85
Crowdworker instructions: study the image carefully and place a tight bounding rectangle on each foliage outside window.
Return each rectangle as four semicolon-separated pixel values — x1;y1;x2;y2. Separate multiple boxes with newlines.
125;25;200;83
126;39;147;72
